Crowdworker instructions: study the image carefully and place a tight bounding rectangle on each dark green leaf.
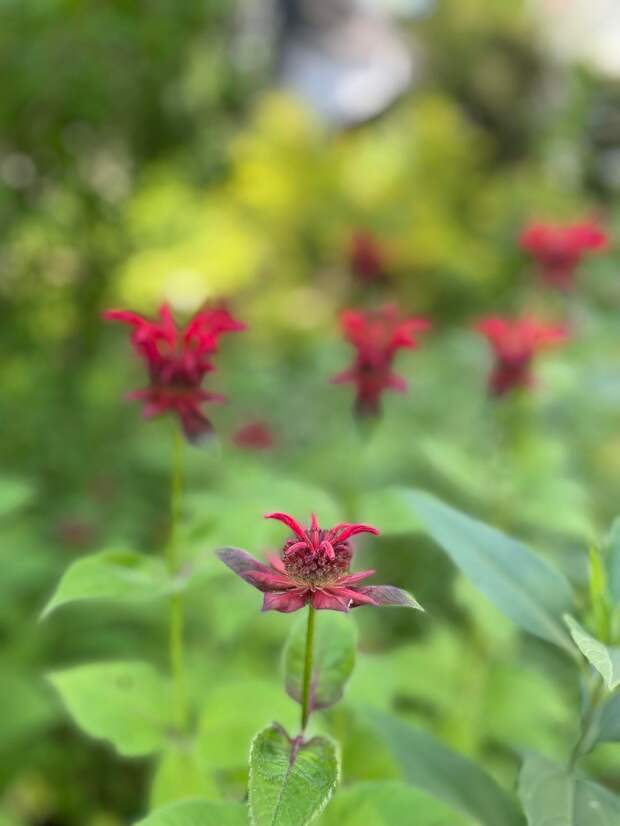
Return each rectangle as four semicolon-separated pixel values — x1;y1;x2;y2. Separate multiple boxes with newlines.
367;710;523;826
249;723;339;826
283;612;356;712
406;489;575;652
518;754;620;824
42;549;172;618
48;661;170;757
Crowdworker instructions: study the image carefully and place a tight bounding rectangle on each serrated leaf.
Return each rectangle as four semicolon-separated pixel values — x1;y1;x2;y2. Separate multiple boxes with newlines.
249;724;339;826
318;780;475;826
407;489;575;652
135;799;247;826
518;753;620;825
48;661;170;756
283;612;356;713
366;710;522;826
42;549;172;618
564;615;620;690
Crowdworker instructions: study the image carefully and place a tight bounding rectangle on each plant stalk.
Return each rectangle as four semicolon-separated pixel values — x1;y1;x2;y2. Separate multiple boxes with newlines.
301;604;316;731
167;426;188;732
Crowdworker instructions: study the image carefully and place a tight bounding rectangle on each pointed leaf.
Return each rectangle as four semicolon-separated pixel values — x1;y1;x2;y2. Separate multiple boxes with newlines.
366;710;522;826
48;661;170;756
42;549;172;618
283;612;356;713
564;615;620;690
135;800;248;826
518;753;620;824
406;489;574;652
249;724;339;826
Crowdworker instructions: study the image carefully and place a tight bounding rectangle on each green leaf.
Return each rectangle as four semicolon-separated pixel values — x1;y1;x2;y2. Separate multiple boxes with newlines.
318;781;474;826
605;517;620;604
366;710;522;826
249;724;339;826
597;693;620;744
42;549;172;618
135;799;248;826
406;489;575;652
48;661;170;756
0;476;34;519
150;744;219;809
518;753;620;824
564;615;620;690
283;612;356;712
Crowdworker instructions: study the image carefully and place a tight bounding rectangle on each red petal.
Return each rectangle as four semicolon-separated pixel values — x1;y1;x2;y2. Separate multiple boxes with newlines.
216;547;271;591
264;512;307;539
262;590;308;613
267;554;287;573
336;569;376;586
103;309;147;327
246;571;297;592
328;586;378;606
331;523;380;543
311;589;351;612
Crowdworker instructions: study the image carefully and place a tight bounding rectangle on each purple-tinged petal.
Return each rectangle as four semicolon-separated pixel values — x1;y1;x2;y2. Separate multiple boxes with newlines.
330;586;378;606
246;571;297;592
265;512;307;539
216;547;272;591
312;590;351;612
356;585;423;610
331;523;380;543
267;554;287;574
262;590;308;613
336;569;376;586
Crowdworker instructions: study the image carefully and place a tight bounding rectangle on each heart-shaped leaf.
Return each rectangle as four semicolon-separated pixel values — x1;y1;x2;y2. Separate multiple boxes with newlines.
283;612;356;713
249;723;339;826
48;661;170;756
406;490;574;652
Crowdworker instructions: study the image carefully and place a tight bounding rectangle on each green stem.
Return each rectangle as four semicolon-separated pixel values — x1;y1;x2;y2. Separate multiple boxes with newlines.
568;676;606;771
301;605;316;731
167;427;187;732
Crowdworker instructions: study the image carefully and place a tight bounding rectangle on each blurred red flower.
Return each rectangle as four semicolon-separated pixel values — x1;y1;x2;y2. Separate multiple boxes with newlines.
217;512;421;613
349;231;386;283
104;303;245;442
520;220;608;289
333;304;431;416
475;315;568;397
233;421;275;450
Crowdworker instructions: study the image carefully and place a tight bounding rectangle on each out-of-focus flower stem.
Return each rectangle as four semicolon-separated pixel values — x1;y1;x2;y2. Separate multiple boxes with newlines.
301;604;316;731
167;426;188;732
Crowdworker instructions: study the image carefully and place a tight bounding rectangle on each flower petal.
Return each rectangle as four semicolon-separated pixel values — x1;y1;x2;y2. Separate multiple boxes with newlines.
329;586;378;607
215;547;271;591
311;589;352;612
336;569;376;586
262;590;308;613
267;553;287;573
264;512;306;539
331;523;380;543
246;571;297;592
356;585;423;610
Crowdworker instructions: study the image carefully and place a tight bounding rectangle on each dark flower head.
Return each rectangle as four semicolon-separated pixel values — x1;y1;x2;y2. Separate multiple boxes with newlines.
233;421;275;451
104;303;245;442
333;304;431;417
475;315;568;397
520;220;608;289
349;231;386;284
216;511;422;614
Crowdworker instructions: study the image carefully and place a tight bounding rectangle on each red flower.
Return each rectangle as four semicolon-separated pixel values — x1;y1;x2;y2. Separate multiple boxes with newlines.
216;512;422;614
520;220;608;289
233;421;275;450
333;304;431;416
104;303;245;442
475;315;568;397
349;231;386;283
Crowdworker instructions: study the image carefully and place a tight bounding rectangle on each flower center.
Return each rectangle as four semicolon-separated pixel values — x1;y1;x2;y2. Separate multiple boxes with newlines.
283;534;352;586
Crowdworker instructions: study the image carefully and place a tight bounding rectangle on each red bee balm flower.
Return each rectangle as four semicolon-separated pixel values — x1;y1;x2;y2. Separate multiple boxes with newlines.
520;220;608;289
104;303;245;442
333;305;431;416
476;315;568;397
216;512;422;613
233;421;275;450
349;231;386;283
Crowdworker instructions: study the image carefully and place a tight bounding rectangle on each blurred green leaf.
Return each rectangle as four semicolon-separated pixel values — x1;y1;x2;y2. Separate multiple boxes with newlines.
0;671;57;748
0;477;34;519
48;661;170;757
605;518;620;605
249;724;339;826
198;680;296;771
42;550;171;618
318;781;474;826
283;612;356;712
518;754;620;824
565;615;620;690
135;800;248;826
407;490;575;652
367;710;523;826
596;693;620;745
150;743;218;810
